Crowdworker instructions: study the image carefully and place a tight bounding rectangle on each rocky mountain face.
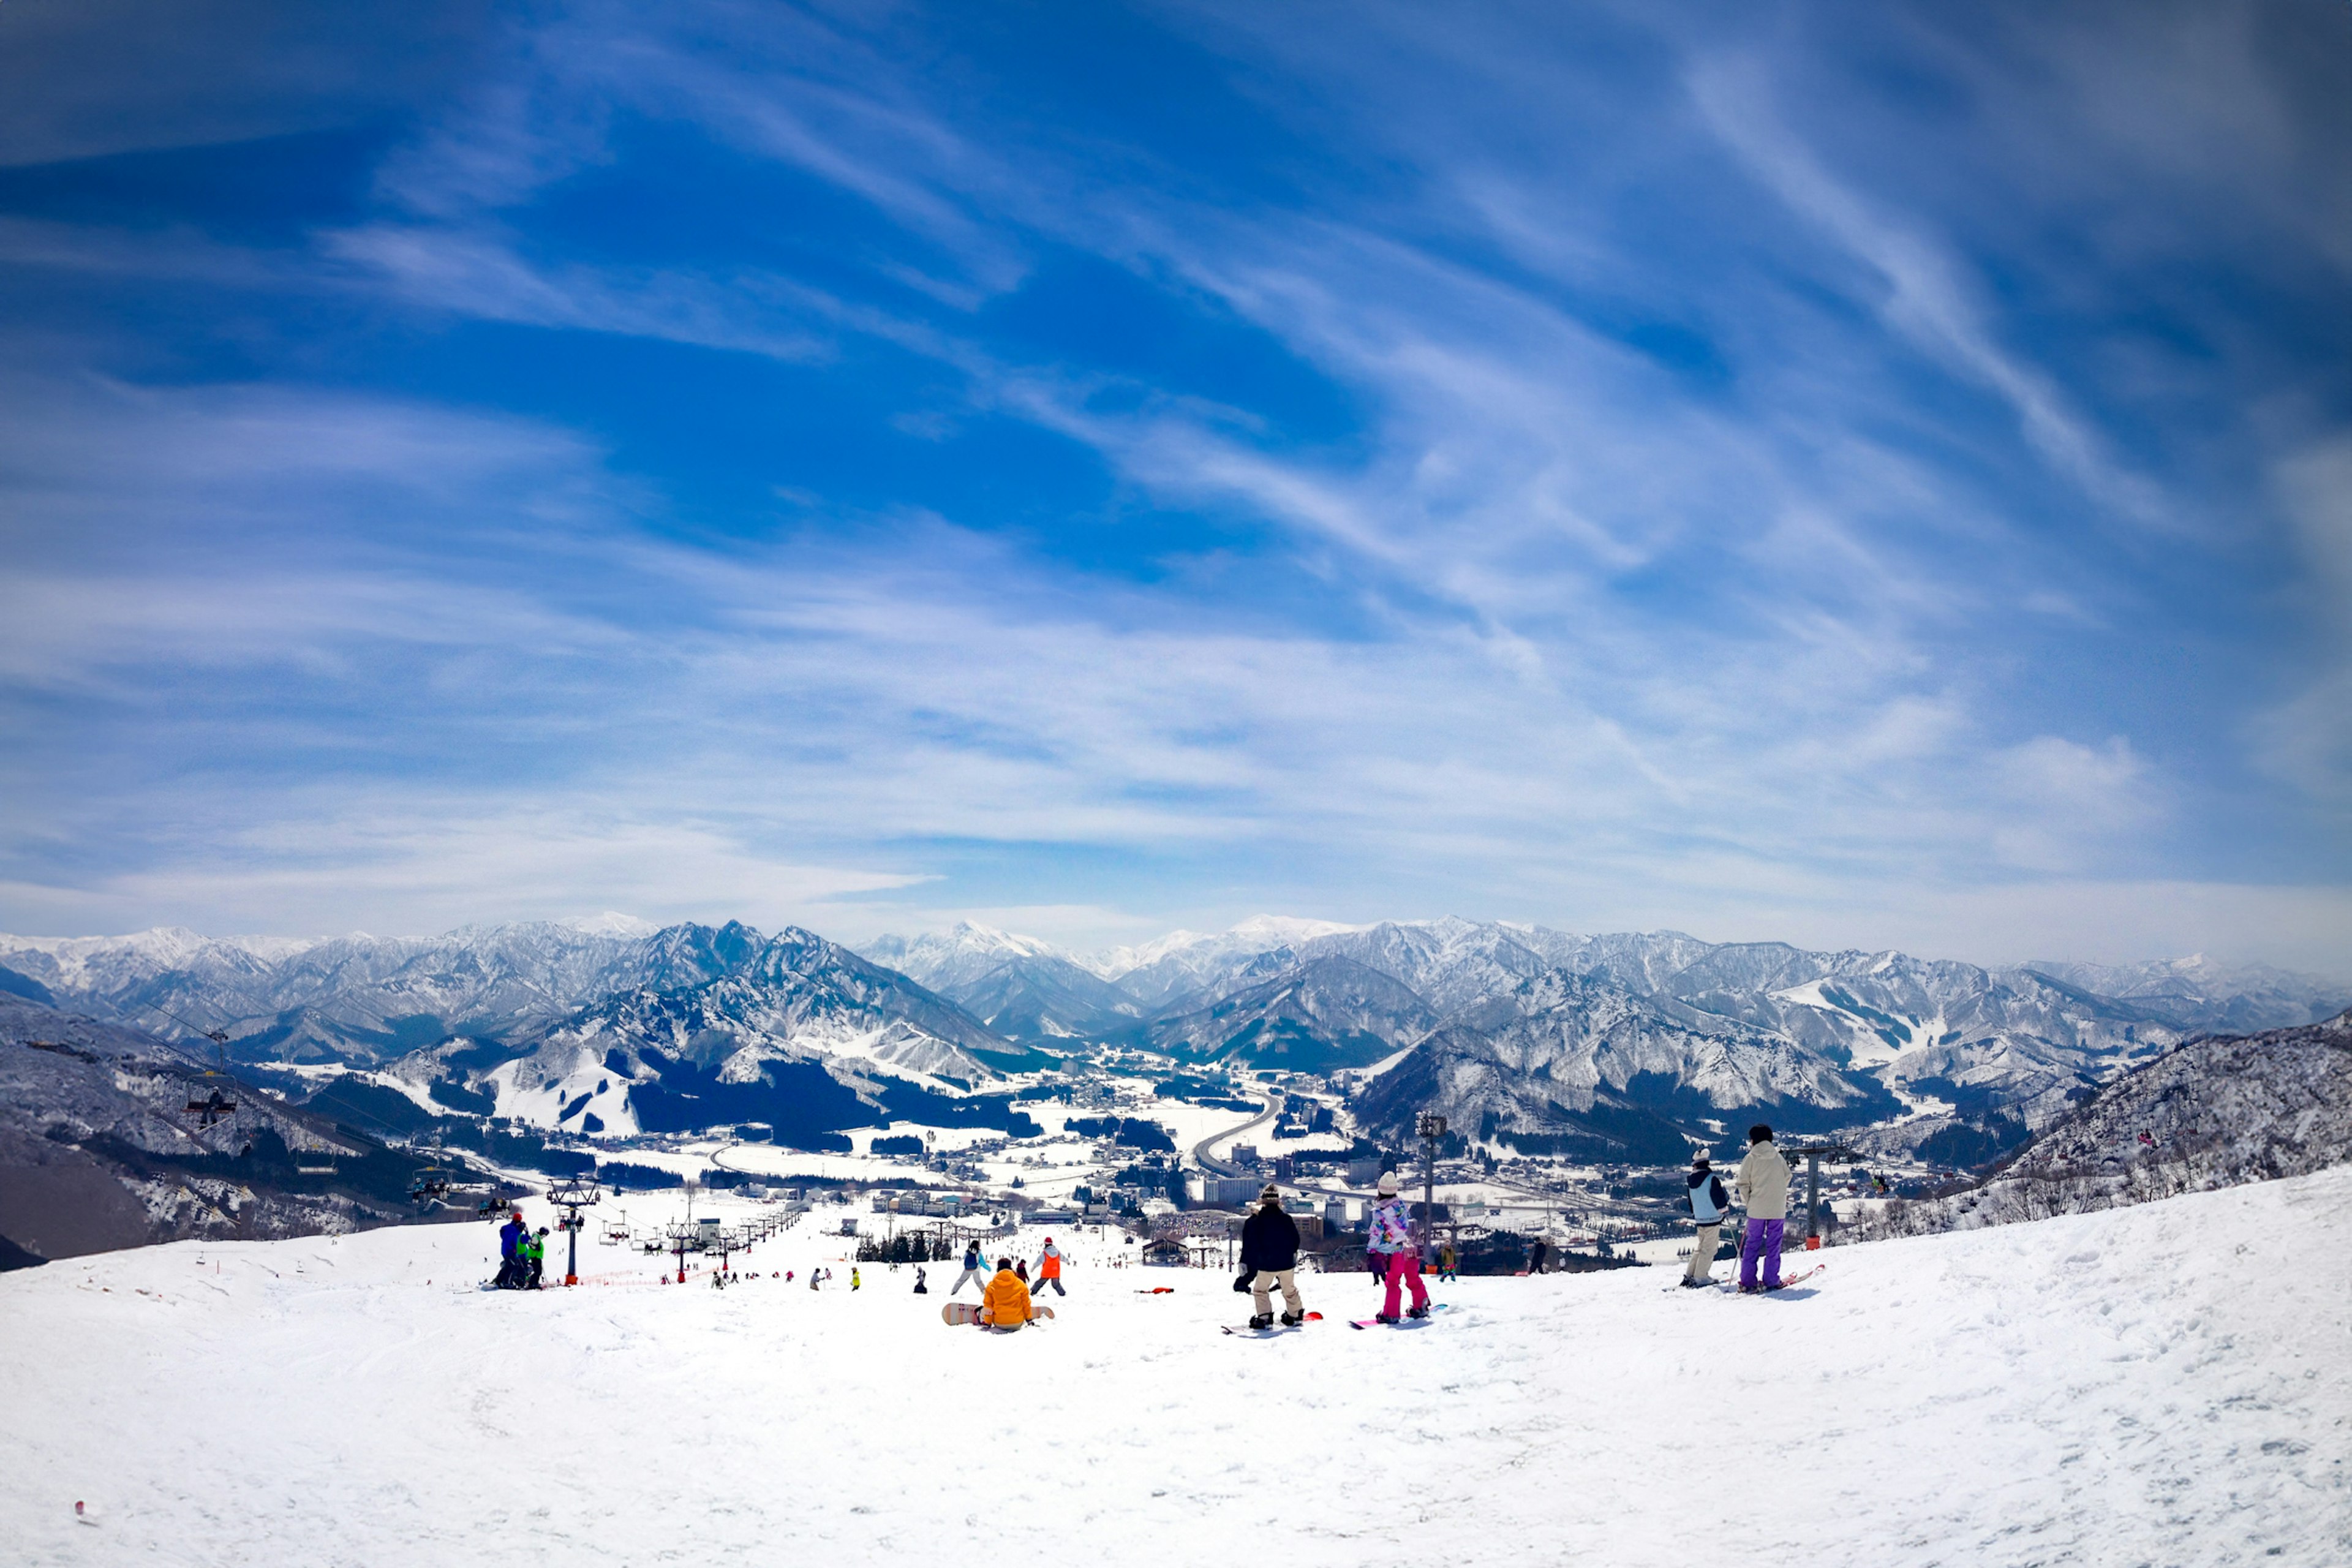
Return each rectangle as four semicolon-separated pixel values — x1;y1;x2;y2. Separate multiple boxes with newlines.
10;912;2342;1166
864;922;1140;1041
492;923;1018;1143
1140;956;1439;1071
1852;1009;2352;1240
0;997;458;1266
0;921;655;1063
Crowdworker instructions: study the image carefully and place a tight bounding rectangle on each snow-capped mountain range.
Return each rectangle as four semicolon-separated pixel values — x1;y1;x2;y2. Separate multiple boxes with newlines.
4;914;2344;1164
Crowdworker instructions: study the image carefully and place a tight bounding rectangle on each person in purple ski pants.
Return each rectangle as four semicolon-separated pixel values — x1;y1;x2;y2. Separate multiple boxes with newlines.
1734;1124;1792;1292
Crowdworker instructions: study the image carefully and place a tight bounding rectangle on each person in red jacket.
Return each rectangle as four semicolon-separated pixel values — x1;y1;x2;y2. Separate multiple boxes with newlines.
1033;1236;1066;1297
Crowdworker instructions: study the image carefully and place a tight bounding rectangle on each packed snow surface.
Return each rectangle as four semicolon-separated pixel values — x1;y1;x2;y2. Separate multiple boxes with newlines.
5;1169;2348;1566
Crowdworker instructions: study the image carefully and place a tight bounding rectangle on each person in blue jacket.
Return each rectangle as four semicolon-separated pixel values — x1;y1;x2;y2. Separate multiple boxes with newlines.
495;1209;527;1290
1681;1152;1731;1288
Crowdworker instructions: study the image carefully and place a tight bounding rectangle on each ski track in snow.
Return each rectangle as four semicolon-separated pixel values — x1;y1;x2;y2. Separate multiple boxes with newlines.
4;1169;2348;1566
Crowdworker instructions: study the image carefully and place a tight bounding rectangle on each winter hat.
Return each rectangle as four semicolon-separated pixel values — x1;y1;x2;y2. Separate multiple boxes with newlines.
1376;1172;1399;1196
1691;1152;1711;1169
1260;1184;1281;1203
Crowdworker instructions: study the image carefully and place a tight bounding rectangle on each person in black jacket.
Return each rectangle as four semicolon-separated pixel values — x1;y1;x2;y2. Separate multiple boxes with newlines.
1682;1152;1731;1288
1240;1184;1305;1328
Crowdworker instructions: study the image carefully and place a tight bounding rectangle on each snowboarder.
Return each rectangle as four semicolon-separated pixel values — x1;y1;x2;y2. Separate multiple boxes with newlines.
1366;1172;1430;1324
1014;1257;1029;1284
1033;1237;1066;1297
1526;1237;1549;1275
522;1227;548;1290
1682;1152;1730;1287
950;1241;987;1297
1436;1240;1458;1283
1735;1125;1791;1292
913;1265;928;1295
1240;1185;1305;1328
980;1256;1033;1331
850;1267;862;1291
495;1209;527;1290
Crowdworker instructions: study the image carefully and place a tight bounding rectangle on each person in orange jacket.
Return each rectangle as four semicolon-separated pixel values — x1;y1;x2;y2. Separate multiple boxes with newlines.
980;1256;1032;1331
1033;1236;1066;1297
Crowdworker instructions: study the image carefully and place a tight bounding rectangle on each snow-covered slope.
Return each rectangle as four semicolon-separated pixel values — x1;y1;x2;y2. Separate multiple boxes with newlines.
1861;1009;2352;1240
3;1167;2343;1566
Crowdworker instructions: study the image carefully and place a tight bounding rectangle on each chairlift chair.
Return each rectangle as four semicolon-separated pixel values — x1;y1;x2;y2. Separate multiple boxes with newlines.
184;1087;238;1128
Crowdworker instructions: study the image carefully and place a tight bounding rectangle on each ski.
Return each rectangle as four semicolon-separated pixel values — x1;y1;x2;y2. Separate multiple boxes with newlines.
1735;1265;1825;1293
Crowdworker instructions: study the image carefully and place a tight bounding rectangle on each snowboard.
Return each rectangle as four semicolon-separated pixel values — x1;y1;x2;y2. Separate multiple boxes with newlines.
942;1302;1055;1326
1348;1303;1452;1330
1222;1311;1322;1336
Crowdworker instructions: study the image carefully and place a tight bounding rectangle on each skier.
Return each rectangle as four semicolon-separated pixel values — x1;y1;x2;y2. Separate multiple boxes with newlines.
1735;1125;1791;1292
949;1240;987;1297
495;1209;527;1290
850;1267;861;1291
1365;1172;1430;1324
1240;1185;1305;1329
980;1256;1033;1332
522;1227;549;1290
1436;1239;1458;1283
1681;1151;1731;1288
913;1265;928;1295
1033;1237;1066;1298
1526;1237;1549;1275
1014;1257;1030;1284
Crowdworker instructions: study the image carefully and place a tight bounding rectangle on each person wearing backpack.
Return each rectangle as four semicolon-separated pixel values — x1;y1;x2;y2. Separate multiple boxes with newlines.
1681;1152;1731;1288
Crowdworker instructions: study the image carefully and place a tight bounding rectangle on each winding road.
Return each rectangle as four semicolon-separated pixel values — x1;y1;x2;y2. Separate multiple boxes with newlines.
1190;1092;1282;1177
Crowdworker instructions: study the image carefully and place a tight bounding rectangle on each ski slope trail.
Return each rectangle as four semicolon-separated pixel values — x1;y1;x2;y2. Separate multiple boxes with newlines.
4;1167;2347;1567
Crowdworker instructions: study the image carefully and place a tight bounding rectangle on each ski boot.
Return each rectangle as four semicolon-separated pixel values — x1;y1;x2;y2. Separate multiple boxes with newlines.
1279;1310;1302;1327
1373;1311;1400;1325
1248;1312;1274;1330
1406;1303;1429;1319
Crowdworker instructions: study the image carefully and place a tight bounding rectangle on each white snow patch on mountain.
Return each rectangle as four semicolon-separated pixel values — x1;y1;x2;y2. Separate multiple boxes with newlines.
4;1167;2344;1566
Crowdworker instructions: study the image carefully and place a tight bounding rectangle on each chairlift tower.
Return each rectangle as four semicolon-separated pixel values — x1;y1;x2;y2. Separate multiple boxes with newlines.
1415;1112;1447;1256
1780;1141;1858;1251
546;1173;601;1287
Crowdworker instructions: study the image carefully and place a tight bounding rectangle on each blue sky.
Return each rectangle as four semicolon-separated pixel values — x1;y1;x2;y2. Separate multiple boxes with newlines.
1;0;2348;970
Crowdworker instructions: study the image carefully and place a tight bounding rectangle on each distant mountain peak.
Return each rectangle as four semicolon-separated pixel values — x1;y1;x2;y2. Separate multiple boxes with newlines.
564;911;657;937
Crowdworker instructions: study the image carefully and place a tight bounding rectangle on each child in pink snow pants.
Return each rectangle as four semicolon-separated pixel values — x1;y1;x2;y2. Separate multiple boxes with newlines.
1365;1172;1430;1323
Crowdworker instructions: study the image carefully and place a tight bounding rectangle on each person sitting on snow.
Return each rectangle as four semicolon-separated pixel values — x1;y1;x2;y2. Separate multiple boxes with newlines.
1735;1125;1792;1292
980;1256;1033;1331
1240;1185;1305;1329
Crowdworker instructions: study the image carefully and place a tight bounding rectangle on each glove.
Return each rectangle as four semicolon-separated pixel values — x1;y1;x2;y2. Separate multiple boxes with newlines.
1234;1268;1253;1293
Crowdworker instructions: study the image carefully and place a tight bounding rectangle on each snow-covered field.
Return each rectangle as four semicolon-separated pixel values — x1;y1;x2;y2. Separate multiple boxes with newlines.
5;1167;2348;1567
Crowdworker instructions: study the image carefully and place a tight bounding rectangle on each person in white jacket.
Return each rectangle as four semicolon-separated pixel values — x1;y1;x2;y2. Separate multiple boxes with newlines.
1733;1125;1792;1292
1681;1152;1731;1287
